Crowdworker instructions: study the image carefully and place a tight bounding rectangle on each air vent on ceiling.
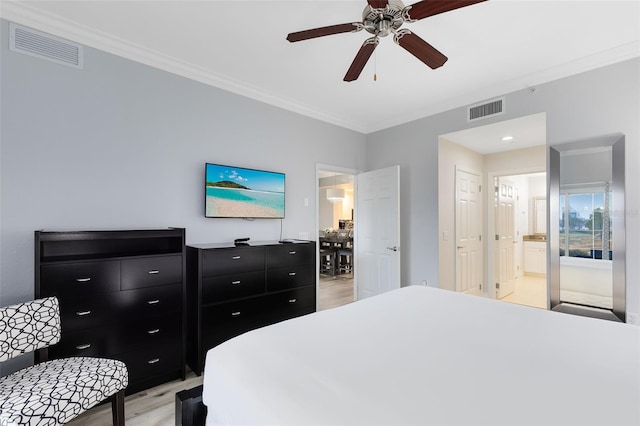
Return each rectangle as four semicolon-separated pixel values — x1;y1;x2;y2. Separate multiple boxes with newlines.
9;23;83;69
467;97;505;122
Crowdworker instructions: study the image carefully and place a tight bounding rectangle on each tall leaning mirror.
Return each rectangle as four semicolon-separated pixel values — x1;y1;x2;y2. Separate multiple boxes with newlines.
548;134;625;322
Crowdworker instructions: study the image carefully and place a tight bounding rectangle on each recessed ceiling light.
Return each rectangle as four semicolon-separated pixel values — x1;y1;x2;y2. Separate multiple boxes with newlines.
501;136;514;141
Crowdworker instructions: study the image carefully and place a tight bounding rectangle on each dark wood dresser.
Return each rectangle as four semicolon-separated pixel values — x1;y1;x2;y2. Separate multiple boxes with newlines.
35;228;186;394
186;240;316;375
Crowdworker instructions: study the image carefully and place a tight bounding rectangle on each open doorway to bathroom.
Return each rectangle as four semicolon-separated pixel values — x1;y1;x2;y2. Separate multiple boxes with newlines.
491;172;547;309
438;112;548;310
317;166;356;311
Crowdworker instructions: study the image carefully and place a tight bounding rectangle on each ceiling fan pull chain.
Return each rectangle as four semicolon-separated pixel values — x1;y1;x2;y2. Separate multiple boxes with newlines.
374;49;378;81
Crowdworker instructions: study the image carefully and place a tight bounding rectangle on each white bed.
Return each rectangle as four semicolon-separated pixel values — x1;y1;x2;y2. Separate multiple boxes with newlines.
202;286;640;426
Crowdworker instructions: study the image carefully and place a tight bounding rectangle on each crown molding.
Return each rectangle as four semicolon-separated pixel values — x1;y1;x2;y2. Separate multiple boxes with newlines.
2;1;637;135
367;41;640;133
0;1;368;134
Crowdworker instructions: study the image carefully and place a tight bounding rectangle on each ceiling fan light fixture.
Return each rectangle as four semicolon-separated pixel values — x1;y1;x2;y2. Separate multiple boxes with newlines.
363;0;406;37
286;0;488;81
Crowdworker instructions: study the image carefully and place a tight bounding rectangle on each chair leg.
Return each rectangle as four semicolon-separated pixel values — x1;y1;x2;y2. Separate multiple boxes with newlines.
111;389;125;426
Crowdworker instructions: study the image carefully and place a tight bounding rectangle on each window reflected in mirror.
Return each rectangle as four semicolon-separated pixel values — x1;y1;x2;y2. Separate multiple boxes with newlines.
559;189;613;259
549;134;625;322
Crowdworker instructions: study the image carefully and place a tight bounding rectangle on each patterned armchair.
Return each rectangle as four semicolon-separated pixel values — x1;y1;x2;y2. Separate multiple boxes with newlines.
0;297;128;425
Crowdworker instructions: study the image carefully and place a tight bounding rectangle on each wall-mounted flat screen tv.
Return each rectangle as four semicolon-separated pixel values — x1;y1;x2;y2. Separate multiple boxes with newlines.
205;163;285;219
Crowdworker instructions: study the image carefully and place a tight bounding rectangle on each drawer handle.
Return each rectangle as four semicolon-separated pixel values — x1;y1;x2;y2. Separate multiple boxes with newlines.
147;300;160;305
76;310;91;316
147;358;160;365
232;256;241;260
288;272;296;276
288;251;296;255
231;311;241;317
148;270;160;275
288;299;297;303
147;328;160;334
231;280;241;285
75;277;91;282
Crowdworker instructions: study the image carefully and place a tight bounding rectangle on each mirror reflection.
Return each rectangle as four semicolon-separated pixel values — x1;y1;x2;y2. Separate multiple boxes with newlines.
534;197;546;235
549;134;625;322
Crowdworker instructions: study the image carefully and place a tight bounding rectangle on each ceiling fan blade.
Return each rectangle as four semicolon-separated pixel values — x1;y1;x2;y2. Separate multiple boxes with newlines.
344;38;379;82
367;0;389;8
405;0;487;21
287;23;361;42
394;30;447;69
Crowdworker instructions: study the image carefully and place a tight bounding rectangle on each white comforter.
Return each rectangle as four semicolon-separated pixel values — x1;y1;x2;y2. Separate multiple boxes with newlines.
203;286;640;425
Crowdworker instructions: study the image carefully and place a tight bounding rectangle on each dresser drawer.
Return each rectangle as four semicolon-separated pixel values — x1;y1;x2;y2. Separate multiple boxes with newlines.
49;325;116;358
201;297;268;349
266;264;315;291
202;247;265;277
266;244;314;269
115;283;182;319
58;295;119;330
268;286;316;323
201;319;254;355
271;286;316;311
117;314;181;354
116;343;181;384
121;255;182;290
202;271;265;304
203;296;269;323
40;261;120;297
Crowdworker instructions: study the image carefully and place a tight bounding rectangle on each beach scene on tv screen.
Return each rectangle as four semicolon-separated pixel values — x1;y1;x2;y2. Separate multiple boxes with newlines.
206;164;285;218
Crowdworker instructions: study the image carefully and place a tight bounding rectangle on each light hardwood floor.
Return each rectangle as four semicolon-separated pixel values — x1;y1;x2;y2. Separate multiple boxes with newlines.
319;273;354;311
67;278;351;425
499;275;547;309
67;371;203;426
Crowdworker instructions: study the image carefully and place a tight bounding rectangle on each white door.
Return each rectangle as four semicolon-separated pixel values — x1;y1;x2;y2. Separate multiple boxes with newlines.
496;178;516;298
355;165;401;300
455;169;482;294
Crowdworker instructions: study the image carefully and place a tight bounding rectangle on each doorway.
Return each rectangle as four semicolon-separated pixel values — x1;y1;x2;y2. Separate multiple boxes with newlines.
317;166;356;311
490;172;547;309
438;112;548;309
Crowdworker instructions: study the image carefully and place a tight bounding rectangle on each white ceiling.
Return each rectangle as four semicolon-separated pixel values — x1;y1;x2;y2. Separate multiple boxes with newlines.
441;112;546;154
2;0;639;136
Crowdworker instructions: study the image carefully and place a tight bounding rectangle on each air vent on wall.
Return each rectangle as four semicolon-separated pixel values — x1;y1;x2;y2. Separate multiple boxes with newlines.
467;97;505;122
9;23;83;69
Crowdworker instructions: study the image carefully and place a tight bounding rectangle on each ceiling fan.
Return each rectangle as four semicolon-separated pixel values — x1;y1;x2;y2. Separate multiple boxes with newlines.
287;0;487;82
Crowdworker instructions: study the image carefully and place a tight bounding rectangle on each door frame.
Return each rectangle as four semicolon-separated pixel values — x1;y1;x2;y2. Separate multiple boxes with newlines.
486;166;545;299
315;163;360;310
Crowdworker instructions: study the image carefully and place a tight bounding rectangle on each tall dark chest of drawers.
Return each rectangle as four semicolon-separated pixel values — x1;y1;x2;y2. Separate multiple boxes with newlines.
35;228;186;394
186;240;316;375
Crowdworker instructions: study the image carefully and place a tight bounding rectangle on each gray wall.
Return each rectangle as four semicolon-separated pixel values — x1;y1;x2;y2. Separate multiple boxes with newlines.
366;58;639;317
0;19;366;372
